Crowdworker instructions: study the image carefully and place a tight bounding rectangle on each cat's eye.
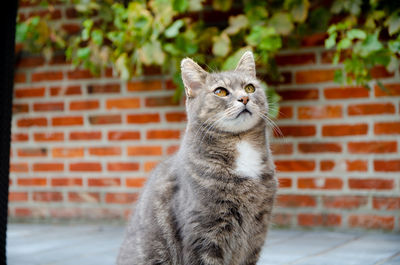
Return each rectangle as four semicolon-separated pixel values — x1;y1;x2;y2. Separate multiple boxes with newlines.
244;84;255;93
214;87;229;97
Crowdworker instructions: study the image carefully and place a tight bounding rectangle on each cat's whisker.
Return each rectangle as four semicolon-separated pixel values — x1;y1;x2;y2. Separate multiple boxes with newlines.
256;112;284;138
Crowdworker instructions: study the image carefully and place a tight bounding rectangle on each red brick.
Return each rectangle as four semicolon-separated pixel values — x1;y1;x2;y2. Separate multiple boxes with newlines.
322;124;368;137
144;161;159;172
300;32;327;47
9;192;28;202
274;125;316;137
278;89;318;101
275;53;316;66
348;141;397;154
145;96;180;107
33;102;64;112
16;56;44;68
17;148;47;157
127;80;162;91
374;122;400;135
31;71;63;82
348;103;395;115
15;87;45;98
165;112;187;122
107;162;139;172
147;130;180;140
298;177;343;190
17;178;47;186
321;160;335;171
370;65;394;78
105;193;138;204
295;69;336;84
33;192;63;202
275;160;315;172
278;195;316;207
34;132;64;142
127;113;160;124
70;131;101;141
89;115;121;125
346;160;368;172
10;163;28;172
348;215;394;230
87;83;120;94
49;54;68;65
14;73;26;83
321;49;351;63
52;116;84;126
67;69;93;79
61;18;81;32
373;197;400;210
263;72;292;85
88;178;121;187
270;143;293;155
68;192;100;203
323;196;368;209
324;86;369;99
70;100;99;111
375;83;400;97
298;213;341;227
12;133;29;142
106;98;140;109
349;178;394;190
33;163;64;172
51;178;82;187
277;106;293;119
298;105;342;119
50;86;81;96
127;146;162;156
166;80;177;90
374;160;400;172
89;147;121;156
17;117;47;127
298;143;342;153
166;145;180;155
70;162;101;172
52;147;84;158
108;131;140;141
65;7;78;18
13;104;29;114
278;177;292;188
126;178;147;188
14;208;32;217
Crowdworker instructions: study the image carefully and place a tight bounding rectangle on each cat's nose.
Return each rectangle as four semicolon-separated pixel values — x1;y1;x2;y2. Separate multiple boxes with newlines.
238;96;249;105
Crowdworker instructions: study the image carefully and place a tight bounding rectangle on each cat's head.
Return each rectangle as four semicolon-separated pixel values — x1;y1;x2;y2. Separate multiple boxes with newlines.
181;51;268;134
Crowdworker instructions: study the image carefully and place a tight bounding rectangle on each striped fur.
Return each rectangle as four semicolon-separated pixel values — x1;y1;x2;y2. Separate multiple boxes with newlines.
117;52;277;265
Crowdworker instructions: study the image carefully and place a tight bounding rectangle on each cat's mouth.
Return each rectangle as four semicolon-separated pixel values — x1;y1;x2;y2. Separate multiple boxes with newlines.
236;108;252;118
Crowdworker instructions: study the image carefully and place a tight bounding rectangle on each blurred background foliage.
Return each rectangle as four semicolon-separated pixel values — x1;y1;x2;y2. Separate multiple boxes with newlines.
16;0;400;118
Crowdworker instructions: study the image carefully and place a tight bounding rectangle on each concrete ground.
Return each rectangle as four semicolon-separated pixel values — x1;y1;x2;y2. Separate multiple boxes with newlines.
6;223;400;265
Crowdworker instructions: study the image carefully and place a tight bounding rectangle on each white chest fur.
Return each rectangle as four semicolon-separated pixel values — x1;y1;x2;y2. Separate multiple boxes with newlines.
234;141;263;178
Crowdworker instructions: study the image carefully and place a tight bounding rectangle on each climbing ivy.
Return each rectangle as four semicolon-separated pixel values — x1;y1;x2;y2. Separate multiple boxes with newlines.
16;0;400;117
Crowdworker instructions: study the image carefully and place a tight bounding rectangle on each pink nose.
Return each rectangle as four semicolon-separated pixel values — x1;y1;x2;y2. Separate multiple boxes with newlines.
238;96;249;105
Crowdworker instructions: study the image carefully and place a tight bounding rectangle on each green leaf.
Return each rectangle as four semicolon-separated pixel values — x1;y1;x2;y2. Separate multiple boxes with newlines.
388;39;400;53
140;41;166;65
116;53;130;80
269;12;294;36
334;69;344;84
77;47;91;60
91;29;103;45
337;38;352;49
354;32;383;57
225;15;248;35
173;0;188;12
325;32;337;49
222;48;251;70
290;0;310;23
164;20;184;38
347;29;366;40
212;0;232;11
385;11;400;36
212;33;231;57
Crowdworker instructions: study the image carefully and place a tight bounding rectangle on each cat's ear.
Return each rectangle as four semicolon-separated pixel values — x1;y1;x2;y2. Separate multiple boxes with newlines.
181;58;207;98
235;51;256;78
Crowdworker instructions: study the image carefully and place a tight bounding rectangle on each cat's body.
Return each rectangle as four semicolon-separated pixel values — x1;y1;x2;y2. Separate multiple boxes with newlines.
118;52;278;265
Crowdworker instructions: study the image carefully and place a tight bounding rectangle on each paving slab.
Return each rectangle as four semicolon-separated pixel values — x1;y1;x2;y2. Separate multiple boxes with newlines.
6;224;400;265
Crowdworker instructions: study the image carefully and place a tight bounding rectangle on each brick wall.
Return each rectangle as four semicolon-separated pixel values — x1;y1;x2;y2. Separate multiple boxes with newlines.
10;3;400;231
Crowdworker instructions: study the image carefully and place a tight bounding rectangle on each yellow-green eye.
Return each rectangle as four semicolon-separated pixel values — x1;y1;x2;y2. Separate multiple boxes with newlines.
244;84;255;93
214;87;229;97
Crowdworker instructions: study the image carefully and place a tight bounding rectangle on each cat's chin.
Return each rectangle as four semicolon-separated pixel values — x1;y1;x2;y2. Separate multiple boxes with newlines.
217;114;261;134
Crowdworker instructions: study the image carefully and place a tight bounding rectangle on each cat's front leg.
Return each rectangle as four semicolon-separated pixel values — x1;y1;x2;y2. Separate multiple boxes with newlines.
183;235;229;265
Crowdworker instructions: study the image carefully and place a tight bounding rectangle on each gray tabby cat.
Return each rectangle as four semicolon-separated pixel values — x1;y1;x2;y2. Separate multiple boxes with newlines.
117;51;277;265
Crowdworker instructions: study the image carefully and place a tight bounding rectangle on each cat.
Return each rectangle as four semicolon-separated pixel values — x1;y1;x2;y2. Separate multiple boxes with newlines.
117;51;278;265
